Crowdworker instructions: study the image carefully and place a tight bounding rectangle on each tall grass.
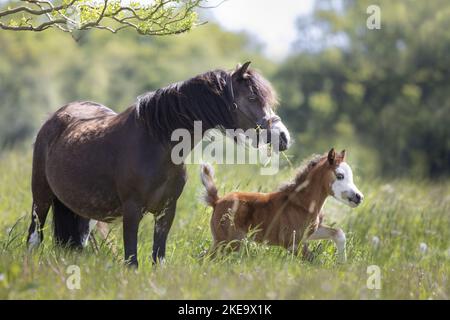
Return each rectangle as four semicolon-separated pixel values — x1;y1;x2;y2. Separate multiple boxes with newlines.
0;148;448;299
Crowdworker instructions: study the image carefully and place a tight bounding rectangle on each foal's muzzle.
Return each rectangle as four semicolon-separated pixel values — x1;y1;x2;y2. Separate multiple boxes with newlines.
349;192;364;206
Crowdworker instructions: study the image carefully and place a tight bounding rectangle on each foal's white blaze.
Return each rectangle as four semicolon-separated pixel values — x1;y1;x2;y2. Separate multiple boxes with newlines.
331;162;363;208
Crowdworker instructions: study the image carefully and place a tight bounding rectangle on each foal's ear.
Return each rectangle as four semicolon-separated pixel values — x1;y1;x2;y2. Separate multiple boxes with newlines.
234;61;251;79
327;148;336;165
340;149;347;161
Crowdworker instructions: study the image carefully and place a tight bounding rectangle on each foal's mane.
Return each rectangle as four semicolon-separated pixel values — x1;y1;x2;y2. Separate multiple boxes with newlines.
135;68;277;140
278;154;325;192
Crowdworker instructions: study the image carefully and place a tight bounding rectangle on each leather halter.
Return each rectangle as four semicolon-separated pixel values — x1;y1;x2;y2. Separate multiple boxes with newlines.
227;74;281;131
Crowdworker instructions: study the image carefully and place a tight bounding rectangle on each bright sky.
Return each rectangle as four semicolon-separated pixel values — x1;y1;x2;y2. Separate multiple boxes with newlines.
0;0;314;59
206;0;315;60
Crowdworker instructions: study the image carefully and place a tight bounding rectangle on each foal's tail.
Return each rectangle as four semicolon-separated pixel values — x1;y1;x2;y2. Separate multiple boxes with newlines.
200;163;219;207
53;197;90;248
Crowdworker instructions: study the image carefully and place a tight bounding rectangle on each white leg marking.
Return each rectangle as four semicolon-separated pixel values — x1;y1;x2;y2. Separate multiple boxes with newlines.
28;229;40;249
334;229;347;263
82;219;98;248
28;210;41;250
89;219;98;232
307;226;347;263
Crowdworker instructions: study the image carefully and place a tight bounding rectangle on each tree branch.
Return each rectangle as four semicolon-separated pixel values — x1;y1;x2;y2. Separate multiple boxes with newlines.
0;0;209;36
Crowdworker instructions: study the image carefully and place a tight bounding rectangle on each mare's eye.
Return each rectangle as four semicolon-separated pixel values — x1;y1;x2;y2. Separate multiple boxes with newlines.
336;173;344;180
248;95;257;101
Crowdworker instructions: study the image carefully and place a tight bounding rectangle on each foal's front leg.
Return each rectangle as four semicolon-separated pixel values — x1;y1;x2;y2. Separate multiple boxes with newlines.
306;225;347;263
152;201;176;264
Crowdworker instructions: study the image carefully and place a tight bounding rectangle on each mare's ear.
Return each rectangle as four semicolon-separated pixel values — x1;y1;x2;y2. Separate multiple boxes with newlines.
233;61;251;80
327;148;336;165
340;149;347;161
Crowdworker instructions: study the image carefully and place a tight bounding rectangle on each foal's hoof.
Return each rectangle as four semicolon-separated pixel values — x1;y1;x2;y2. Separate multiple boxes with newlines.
301;245;315;262
336;255;347;264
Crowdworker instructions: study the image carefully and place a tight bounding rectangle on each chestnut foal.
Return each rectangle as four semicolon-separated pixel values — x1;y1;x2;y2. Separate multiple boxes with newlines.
200;149;364;263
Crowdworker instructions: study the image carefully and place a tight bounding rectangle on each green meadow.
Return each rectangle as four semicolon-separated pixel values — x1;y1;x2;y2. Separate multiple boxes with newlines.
0;148;448;299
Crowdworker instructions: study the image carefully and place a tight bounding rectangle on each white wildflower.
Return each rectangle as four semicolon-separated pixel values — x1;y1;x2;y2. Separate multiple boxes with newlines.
419;242;428;254
371;236;380;249
381;184;394;193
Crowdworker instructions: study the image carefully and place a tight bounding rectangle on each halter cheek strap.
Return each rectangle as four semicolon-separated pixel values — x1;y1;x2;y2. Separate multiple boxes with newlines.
227;75;279;131
227;75;238;111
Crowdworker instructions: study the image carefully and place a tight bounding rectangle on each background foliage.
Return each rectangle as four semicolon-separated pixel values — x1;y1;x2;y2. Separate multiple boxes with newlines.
0;0;449;300
1;0;449;178
0;149;449;299
275;0;450;177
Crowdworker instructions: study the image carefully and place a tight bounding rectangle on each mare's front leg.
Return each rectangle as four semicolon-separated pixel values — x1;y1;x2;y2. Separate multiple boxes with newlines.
306;225;346;263
122;201;143;267
152;201;176;264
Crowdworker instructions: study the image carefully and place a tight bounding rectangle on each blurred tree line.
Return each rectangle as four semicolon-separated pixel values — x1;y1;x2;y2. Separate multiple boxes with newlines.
275;0;450;178
0;17;273;146
0;0;449;178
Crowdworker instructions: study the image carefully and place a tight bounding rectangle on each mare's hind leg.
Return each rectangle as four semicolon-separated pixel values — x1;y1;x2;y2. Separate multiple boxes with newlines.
27;196;53;249
27;202;51;249
27;136;54;249
27;175;53;249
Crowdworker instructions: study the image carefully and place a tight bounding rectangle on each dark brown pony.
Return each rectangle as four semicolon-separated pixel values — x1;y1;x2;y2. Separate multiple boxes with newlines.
200;149;364;263
26;62;291;267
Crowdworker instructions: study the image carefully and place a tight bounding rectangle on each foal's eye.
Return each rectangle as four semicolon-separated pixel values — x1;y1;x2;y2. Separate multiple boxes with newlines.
248;95;257;101
336;173;344;180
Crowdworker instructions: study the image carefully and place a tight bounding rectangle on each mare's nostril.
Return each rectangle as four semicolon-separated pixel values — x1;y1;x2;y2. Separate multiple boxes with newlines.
279;132;288;148
355;193;362;203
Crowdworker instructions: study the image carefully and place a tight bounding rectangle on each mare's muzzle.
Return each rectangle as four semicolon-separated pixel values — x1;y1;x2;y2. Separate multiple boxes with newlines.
264;115;290;151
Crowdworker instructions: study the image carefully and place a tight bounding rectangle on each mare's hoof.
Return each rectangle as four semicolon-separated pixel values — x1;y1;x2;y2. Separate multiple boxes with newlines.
124;259;139;268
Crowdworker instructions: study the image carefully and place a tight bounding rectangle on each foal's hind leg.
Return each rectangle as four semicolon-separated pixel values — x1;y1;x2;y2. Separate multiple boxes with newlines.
89;221;117;254
301;243;315;261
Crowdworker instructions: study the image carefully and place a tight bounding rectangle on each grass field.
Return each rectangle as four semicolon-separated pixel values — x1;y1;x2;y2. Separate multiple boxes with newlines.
0;148;449;299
